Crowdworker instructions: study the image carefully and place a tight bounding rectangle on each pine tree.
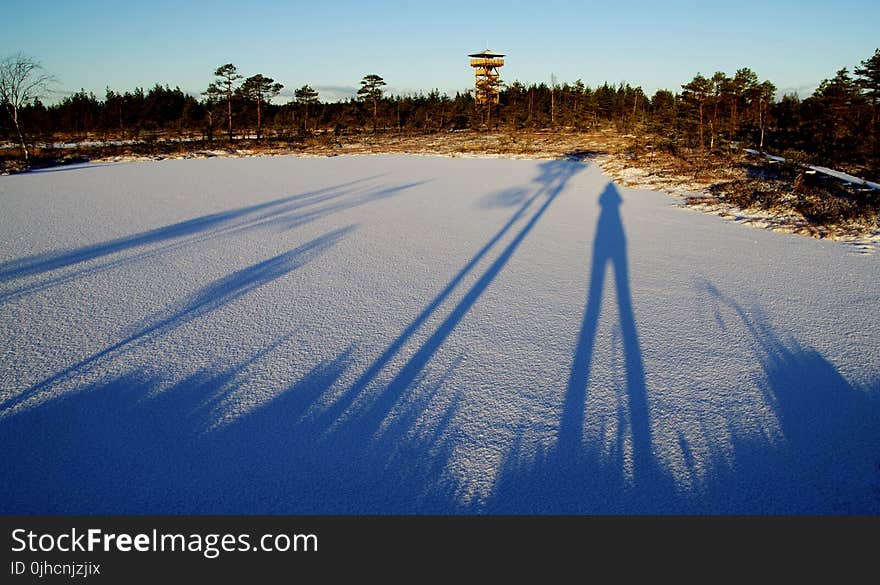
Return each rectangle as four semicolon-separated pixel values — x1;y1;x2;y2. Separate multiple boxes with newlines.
802;68;865;161
855;49;880;173
648;89;676;142
709;72;729;149
681;74;712;155
357;74;386;132
294;85;320;131
771;93;802;152
211;64;241;141
202;83;224;143
240;74;283;140
725;68;758;140
854;49;880;112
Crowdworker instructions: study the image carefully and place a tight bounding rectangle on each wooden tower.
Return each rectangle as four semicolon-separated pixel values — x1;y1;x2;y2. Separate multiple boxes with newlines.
469;49;504;125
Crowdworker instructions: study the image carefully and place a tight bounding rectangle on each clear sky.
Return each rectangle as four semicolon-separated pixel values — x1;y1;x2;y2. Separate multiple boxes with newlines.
4;0;878;104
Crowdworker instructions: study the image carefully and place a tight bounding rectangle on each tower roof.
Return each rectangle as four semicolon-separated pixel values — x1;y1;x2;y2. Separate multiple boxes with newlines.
468;49;505;58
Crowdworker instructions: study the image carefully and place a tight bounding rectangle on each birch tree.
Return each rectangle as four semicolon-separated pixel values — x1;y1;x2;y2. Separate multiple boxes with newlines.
0;53;55;165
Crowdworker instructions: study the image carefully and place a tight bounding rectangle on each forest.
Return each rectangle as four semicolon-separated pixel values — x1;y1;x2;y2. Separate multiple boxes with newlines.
1;50;879;179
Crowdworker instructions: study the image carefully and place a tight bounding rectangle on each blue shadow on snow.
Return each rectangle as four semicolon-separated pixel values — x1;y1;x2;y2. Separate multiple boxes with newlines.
2;164;877;514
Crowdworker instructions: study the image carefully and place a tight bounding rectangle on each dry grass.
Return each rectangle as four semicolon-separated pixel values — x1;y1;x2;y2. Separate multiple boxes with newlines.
599;137;880;247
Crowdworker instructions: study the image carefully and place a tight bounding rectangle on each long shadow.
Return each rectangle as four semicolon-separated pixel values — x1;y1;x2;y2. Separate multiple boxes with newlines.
693;282;880;513
250;180;427;233
0;345;350;513
0;161;593;514
487;264;880;512
485;181;673;513
558;182;655;483
0;226;354;412
24;162;119;174
8;166;875;513
320;159;584;437
0;175;380;283
0;336;464;513
0;177;423;304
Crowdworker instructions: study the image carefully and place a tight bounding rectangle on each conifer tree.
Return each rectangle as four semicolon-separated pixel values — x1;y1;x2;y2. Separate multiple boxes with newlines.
357;74;386;132
211;64;241;141
806;68;866;160
709;72;729;148
681;74;712;155
294;85;319;131
854;48;880;171
240;74;283;140
854;49;880;112
726;68;758;140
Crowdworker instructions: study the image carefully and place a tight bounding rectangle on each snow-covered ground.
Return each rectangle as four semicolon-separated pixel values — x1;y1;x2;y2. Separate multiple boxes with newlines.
1;155;878;514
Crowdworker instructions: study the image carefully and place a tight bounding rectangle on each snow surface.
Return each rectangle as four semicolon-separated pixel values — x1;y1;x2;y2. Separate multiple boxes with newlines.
1;155;878;514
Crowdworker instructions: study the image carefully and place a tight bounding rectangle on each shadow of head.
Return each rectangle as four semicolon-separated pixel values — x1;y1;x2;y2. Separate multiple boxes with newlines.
599;182;622;208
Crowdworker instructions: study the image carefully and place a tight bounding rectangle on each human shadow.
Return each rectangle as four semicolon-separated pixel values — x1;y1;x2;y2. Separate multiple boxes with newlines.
485;182;674;513
558;182;655;484
5;166;876;514
487;259;880;512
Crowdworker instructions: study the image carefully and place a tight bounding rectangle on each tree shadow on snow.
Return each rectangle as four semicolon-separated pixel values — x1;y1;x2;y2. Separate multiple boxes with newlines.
9;159;871;514
313;159;585;446
0;174;425;303
0;226;354;412
0;160;585;513
686;282;880;513
0;216;462;512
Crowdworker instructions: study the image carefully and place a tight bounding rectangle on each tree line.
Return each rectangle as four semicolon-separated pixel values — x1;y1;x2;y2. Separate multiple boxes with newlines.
2;50;879;176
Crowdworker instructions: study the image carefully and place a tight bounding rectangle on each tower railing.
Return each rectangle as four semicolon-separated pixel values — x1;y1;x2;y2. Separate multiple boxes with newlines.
470;58;505;68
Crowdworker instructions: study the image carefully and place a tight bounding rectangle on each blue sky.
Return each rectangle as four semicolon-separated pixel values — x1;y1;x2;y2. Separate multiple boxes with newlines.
4;0;878;103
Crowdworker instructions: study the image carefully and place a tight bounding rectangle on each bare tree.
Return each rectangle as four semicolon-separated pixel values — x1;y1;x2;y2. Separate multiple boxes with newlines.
0;53;55;165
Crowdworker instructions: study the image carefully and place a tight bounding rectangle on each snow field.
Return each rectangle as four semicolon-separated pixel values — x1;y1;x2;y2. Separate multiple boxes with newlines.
1;155;878;513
